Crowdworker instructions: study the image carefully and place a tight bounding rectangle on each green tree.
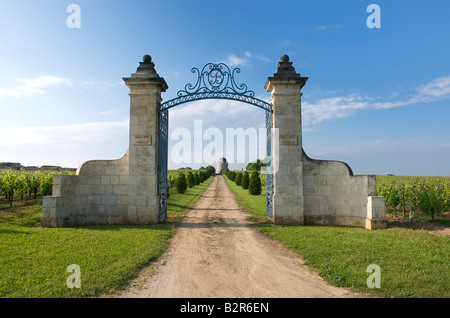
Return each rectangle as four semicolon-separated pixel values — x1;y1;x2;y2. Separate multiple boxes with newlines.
241;171;250;190
199;171;206;182
175;173;187;194
235;172;243;186
168;174;177;188
194;172;200;185
187;171;195;188
249;171;262;195
246;159;266;171
205;165;216;177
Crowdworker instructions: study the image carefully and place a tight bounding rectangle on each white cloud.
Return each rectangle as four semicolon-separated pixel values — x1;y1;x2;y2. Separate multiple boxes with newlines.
303;75;450;126
302;94;371;125
0;75;73;98
222;51;272;67
244;51;271;63
222;54;249;67
13;86;45;95
15;75;73;88
169;99;265;130
416;75;450;99
307;138;429;157
0;88;22;98
0;120;129;146
0;120;130;167
278;40;293;47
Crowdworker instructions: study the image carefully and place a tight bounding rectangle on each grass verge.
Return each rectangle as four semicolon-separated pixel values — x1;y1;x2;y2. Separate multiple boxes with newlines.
0;177;213;298
165;176;214;223
223;176;271;225
224;175;450;298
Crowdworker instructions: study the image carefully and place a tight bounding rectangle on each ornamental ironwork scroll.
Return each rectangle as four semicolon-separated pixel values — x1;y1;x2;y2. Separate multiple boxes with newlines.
160;63;272;112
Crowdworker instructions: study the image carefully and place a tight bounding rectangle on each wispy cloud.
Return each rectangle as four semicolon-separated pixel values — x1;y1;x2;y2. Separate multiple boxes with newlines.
417;75;450;99
222;54;249;67
307;138;430;157
222;51;272;67
0;120;129;146
315;24;343;31
0;75;73;98
244;51;271;63
0;120;129;167
303;75;450;126
278;40;293;47
15;76;73;89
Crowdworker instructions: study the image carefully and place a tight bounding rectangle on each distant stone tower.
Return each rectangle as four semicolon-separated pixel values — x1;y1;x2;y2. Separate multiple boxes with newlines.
217;157;228;174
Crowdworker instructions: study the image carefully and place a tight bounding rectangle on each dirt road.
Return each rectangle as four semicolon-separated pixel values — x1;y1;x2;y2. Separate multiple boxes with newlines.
114;175;358;298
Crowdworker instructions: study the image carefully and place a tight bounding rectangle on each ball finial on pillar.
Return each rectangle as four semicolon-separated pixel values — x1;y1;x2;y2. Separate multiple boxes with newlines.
143;54;152;63
280;54;289;63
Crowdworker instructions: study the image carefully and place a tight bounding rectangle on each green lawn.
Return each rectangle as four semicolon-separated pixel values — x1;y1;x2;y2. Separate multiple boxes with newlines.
224;175;450;298
0;177;213;298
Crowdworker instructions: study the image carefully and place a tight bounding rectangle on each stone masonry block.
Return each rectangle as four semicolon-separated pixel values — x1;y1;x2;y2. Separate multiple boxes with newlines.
367;196;385;220
113;185;128;196
101;176;111;185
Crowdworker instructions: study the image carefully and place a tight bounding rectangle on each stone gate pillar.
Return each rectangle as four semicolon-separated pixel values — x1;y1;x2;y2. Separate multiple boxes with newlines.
265;55;308;225
122;55;168;224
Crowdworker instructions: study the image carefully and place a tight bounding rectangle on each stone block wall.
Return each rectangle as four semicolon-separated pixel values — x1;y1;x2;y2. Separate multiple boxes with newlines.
41;152;130;227
302;151;386;229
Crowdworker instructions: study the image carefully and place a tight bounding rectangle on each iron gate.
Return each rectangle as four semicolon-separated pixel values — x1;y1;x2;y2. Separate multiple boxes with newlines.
158;62;273;221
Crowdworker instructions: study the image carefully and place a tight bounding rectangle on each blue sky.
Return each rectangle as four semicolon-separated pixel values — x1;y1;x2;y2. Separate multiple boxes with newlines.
0;0;449;176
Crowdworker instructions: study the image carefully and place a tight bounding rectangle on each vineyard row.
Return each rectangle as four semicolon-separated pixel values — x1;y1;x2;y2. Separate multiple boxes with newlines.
2;169;449;219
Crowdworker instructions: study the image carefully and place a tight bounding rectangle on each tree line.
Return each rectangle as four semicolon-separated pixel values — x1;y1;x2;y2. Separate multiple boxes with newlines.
224;169;262;195
170;166;216;194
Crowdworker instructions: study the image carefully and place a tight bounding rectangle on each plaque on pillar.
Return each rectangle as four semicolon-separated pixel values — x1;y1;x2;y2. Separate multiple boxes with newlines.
133;134;152;146
279;135;298;146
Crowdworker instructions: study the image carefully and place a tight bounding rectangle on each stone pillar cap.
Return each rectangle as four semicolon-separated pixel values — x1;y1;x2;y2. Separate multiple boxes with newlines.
123;54;168;91
265;55;308;91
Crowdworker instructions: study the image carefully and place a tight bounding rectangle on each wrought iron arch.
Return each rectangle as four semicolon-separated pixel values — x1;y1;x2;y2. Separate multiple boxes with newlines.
157;63;273;222
160;63;272;112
